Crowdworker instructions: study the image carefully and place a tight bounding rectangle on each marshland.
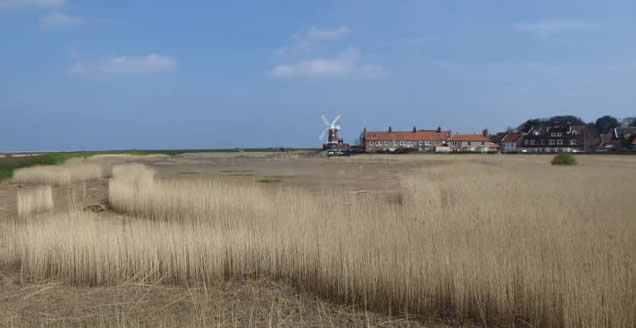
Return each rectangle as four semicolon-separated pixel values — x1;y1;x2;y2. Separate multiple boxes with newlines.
0;152;634;327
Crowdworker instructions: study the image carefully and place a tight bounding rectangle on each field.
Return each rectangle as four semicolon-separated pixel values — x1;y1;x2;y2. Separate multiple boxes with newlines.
1;153;635;327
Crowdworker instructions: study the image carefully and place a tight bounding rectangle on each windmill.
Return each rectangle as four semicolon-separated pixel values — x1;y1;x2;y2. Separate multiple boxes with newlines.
320;114;341;145
319;114;351;155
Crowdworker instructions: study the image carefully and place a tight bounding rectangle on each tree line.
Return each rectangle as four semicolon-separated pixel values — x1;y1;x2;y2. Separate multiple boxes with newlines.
517;115;636;134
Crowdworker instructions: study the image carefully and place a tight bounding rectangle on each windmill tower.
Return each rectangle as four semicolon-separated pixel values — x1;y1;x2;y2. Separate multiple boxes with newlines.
320;114;350;154
320;114;341;145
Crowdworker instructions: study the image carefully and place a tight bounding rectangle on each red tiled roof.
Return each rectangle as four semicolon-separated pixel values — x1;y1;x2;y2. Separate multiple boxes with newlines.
448;134;490;142
365;130;451;141
502;132;523;143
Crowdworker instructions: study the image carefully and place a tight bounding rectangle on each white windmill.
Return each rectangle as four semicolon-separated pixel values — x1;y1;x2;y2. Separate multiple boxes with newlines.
319;114;342;145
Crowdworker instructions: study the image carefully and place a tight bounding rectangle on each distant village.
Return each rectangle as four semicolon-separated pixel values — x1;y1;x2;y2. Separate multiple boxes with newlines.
324;115;636;155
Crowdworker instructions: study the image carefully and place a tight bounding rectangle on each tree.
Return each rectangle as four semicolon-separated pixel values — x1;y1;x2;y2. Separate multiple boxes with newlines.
517;115;585;132
595;116;620;134
621;117;636;127
549;115;585;126
518;118;548;133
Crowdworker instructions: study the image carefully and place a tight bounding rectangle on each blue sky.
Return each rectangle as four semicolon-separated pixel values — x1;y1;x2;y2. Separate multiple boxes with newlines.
1;0;635;151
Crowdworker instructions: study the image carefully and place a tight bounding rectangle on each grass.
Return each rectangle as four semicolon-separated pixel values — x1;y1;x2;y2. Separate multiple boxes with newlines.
221;169;255;177
2;159;634;327
551;152;578;165
0;148;320;182
227;173;255;177
256;176;283;183
0;154;82;182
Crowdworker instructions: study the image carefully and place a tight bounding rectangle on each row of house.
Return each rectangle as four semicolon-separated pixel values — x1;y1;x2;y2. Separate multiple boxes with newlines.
500;125;636;153
364;127;495;153
363;125;636;153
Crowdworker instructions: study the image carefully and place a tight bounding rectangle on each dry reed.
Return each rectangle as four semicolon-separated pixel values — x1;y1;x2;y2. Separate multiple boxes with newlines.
2;160;635;327
12;163;103;185
17;185;53;217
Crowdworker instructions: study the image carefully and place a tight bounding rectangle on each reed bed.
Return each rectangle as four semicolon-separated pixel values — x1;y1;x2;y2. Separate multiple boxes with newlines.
2;161;635;327
11;163;103;185
16;185;53;217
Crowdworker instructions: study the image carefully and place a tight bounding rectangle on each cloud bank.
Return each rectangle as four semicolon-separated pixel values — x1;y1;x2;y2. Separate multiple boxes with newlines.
270;48;385;79
517;20;599;35
71;53;177;77
307;26;351;40
276;25;351;55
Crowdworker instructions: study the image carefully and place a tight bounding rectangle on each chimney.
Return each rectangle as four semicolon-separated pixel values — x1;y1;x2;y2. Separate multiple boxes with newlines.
482;129;489;137
437;126;441;133
388;126;392;133
412;126;416;133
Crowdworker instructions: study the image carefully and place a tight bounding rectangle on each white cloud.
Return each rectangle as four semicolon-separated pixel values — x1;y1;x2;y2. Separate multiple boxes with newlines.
0;0;64;9
40;11;81;27
517;20;599;36
275;25;351;55
307;26;351;40
270;48;385;79
70;53;177;77
271;60;351;78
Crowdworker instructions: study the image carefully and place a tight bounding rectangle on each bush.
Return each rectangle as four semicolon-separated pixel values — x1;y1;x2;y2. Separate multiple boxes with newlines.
551;153;577;166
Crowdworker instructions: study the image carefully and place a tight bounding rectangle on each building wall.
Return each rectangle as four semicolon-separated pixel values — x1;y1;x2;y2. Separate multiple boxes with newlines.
503;141;522;152
365;139;446;152
450;141;488;152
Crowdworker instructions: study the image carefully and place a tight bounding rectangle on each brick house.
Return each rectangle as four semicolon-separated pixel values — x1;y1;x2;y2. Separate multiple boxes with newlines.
364;128;451;152
522;125;584;153
501;132;524;153
448;133;490;152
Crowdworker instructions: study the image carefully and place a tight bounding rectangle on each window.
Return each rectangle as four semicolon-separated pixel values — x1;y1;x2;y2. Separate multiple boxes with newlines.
468;141;472;145
481;141;485;145
556;139;563;145
549;139;555;145
524;139;529;145
530;139;536;145
570;139;577;145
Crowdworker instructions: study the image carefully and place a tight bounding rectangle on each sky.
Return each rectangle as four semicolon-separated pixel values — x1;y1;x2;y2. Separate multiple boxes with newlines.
1;0;635;151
